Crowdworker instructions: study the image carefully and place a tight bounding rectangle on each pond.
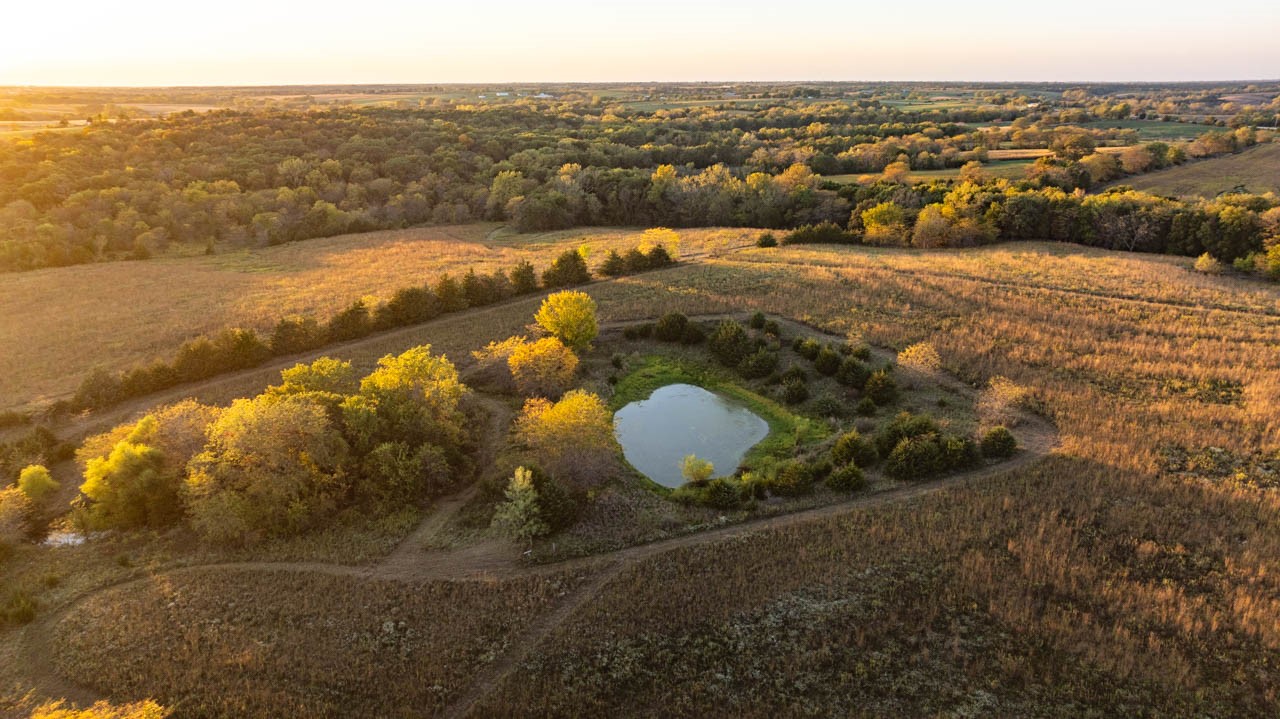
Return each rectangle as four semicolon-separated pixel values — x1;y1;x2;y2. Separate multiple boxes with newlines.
614;383;770;488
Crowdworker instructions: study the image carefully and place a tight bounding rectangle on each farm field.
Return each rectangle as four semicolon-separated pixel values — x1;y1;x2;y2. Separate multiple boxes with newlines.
1079;118;1218;141
1110;142;1280;198
0;224;754;411
3;236;1278;716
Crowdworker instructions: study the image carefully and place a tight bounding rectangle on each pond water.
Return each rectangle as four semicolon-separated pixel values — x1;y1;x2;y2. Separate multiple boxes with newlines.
614;383;769;488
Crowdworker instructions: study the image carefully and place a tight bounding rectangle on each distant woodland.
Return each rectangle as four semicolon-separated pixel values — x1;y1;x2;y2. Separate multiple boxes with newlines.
1;82;1278;272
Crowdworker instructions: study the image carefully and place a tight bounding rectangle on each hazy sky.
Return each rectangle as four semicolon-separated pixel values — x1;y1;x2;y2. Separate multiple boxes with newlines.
3;0;1278;86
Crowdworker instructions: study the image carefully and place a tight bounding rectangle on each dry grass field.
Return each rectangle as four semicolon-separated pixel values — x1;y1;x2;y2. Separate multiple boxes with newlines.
1114;143;1280;198
0;224;754;411
3;236;1279;717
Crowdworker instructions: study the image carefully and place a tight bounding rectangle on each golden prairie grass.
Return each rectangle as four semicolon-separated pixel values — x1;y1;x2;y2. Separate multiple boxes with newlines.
466;241;1280;715
8;239;1280;716
0;225;756;411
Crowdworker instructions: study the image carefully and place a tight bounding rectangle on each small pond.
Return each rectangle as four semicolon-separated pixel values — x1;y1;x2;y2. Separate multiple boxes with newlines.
614;383;769;488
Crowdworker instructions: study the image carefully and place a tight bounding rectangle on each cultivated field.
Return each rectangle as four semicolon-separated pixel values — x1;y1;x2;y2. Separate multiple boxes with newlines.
3;236;1278;716
0;225;754;411
1113;142;1280;198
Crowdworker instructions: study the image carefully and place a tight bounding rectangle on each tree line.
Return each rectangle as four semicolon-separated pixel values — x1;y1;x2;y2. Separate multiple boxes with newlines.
67;242;677;415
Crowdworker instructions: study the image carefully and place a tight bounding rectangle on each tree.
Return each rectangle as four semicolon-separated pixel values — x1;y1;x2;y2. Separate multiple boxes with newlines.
640;227;680;259
680;455;715;485
509;260;539;294
958;161;987;184
434;274;468;312
80;440;172;529
514;391;615;487
270;315;326;355
17;464;58;505
881;161;911;184
911;204;950;248
186;395;350;543
491;467;548;548
508;337;579;398
542;248;591;288
861;202;909;245
1051;133;1096;161
597;249;627;276
345;345;468;455
534;290;598;352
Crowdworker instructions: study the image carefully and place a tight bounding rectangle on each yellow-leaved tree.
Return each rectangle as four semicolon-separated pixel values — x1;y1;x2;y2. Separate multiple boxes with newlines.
534;290;598;352
508;336;579;398
514;390;615;487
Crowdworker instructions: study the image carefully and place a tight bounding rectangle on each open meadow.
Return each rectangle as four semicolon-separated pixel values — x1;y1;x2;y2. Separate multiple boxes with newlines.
2;232;1278;717
0;225;754;411
1113;142;1280;198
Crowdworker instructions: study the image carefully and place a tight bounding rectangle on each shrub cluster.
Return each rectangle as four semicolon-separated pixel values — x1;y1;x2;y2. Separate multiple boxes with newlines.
876;412;982;481
597;245;677;277
75;346;473;544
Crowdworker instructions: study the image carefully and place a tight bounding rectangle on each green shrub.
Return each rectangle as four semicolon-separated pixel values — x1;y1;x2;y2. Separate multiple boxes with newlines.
807;394;846;419
704;477;745;509
748;311;766;329
623;247;650;273
375;286;439;329
757;232;778;248
509;260;539;294
781;365;808;383
884;435;945;481
598;249;627;277
782;377;810;405
270;315;327;355
623;323;653;340
646;245;675;267
434;274;469;312
17;465;58;504
814;347;842;376
826;463;866;491
794;338;821;360
832;430;878;468
529;467;583;532
855;397;878;416
981;426;1018;458
653;312;689;341
768;460;814;496
542;248;592;288
876;412;942;456
836;358;871;389
738;348;780;379
327;299;374;342
849;344;872;361
681;323;707;345
865;369;899;405
762;320;781;337
708;320;753;367
942;434;981;470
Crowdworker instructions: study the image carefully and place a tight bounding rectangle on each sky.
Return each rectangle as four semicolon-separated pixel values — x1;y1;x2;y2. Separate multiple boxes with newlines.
2;0;1278;86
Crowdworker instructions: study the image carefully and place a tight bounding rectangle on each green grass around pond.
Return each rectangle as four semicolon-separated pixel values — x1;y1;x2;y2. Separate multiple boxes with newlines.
610;354;829;472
